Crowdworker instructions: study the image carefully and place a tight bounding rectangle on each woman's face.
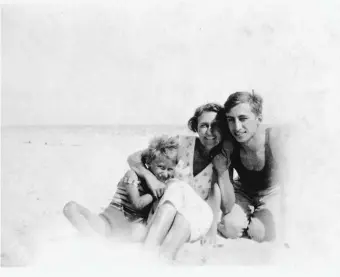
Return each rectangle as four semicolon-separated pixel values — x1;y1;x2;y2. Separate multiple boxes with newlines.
196;111;222;151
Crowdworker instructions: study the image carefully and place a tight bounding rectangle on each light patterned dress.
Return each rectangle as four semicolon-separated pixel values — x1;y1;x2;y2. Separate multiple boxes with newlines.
174;135;214;200
150;135;215;242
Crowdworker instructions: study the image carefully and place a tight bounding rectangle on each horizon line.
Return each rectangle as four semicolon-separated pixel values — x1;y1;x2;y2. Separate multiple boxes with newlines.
1;123;188;128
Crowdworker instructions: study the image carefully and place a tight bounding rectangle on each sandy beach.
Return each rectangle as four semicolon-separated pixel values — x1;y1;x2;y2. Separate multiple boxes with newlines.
1;125;339;268
2;2;340;273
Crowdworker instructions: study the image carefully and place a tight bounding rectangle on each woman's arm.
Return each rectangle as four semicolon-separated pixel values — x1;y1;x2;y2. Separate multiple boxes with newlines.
127;150;147;176
204;182;221;244
127;151;166;198
212;153;235;215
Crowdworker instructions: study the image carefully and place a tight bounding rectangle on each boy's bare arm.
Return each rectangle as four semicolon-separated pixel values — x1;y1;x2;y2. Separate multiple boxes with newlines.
127;151;166;198
269;126;290;243
269;126;289;186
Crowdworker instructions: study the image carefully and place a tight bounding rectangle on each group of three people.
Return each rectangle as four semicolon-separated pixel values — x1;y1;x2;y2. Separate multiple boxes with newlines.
63;91;285;261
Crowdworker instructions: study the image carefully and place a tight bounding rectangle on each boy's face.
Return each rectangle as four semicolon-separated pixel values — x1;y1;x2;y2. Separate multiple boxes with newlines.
148;155;177;182
225;102;261;143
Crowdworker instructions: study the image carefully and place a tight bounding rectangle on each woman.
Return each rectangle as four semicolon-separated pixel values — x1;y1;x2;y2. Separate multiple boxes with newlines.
127;103;235;260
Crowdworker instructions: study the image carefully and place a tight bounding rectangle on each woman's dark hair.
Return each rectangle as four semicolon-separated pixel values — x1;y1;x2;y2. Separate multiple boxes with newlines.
187;103;223;133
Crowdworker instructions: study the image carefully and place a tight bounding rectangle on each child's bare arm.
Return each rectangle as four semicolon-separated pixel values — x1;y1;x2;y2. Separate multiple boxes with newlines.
127;151;166;198
122;170;154;210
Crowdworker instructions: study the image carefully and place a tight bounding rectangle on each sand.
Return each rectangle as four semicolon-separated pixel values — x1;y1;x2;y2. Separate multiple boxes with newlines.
1;125;339;268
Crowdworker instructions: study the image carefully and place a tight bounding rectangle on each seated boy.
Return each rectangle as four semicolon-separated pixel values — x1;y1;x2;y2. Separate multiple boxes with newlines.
63;135;179;240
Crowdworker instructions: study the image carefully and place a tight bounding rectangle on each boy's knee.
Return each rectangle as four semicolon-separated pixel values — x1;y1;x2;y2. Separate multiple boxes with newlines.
219;215;248;239
219;205;249;239
248;210;276;242
218;222;243;239
248;218;266;242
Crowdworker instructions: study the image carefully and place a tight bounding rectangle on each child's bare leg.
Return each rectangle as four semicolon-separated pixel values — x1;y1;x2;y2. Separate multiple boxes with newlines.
159;213;190;260
63;201;108;236
144;202;177;249
87;214;109;236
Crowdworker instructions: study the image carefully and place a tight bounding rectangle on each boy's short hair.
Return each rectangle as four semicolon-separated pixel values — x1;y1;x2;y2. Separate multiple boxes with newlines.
187;103;223;133
224;91;263;117
142;135;179;165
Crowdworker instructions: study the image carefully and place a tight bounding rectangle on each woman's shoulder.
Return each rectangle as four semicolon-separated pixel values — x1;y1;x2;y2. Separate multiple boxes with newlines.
175;134;196;140
175;135;197;145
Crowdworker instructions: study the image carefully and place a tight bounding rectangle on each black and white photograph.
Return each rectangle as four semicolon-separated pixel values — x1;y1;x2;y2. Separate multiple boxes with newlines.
1;0;339;273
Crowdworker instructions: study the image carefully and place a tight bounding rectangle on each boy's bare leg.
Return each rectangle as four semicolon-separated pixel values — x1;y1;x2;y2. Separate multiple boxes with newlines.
247;191;280;242
63;201;108;236
248;209;276;242
144;202;177;249
159;213;190;261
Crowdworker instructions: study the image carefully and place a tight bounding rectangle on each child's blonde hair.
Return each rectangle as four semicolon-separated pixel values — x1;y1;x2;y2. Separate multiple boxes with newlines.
141;135;179;166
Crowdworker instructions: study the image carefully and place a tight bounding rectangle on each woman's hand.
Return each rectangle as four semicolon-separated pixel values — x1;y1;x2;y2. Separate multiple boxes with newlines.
149;180;167;199
212;153;230;175
200;227;217;246
212;139;233;174
200;229;216;264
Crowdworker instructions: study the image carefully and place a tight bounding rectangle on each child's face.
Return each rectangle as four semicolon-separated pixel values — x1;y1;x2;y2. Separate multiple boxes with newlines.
148;155;177;182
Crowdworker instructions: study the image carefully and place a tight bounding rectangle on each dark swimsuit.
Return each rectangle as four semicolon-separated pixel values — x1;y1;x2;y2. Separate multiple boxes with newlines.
231;128;278;202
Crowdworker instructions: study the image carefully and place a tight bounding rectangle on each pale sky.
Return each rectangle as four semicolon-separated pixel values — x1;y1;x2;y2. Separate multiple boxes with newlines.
2;0;340;126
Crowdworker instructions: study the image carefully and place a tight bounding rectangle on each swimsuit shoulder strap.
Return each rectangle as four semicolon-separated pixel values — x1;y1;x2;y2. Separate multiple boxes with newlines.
264;127;275;168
